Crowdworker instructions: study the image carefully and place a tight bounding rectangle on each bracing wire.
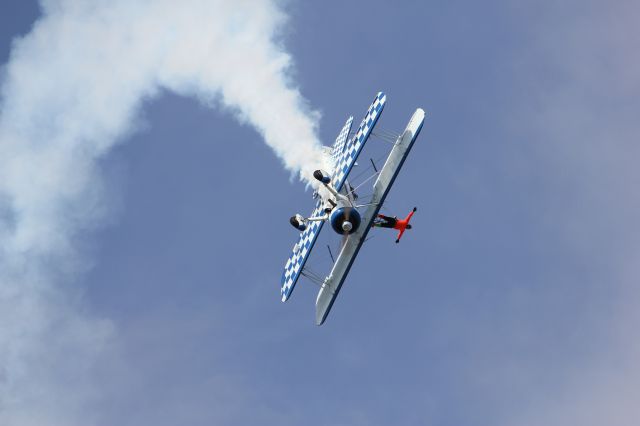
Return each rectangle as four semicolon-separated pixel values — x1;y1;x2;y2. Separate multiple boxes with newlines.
303;265;323;280
377;128;401;139
349;153;389;186
371;129;402;145
350;171;380;194
371;132;397;145
349;153;388;183
301;268;324;287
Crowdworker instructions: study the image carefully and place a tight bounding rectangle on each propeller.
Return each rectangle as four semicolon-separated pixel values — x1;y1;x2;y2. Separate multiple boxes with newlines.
340;207;353;249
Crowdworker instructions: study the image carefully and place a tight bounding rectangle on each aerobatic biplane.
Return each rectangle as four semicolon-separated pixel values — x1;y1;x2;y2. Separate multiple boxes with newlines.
281;92;425;325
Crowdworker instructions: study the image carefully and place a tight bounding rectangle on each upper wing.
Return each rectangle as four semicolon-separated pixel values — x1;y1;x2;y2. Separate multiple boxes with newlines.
330;116;354;169
331;92;386;192
279;117;354;302
315;108;425;325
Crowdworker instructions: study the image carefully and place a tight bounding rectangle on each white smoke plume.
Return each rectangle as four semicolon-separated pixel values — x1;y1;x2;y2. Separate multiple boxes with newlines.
0;0;323;424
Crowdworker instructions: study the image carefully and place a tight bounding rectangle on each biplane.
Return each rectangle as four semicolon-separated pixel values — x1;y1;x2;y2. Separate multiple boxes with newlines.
281;92;425;325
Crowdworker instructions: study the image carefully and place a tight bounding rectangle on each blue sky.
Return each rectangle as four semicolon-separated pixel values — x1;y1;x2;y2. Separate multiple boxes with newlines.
1;1;639;425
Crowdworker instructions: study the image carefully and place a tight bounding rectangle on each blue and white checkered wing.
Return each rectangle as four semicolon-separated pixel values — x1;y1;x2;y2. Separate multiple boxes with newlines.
280;93;385;302
280;200;326;302
329;116;354;171
331;92;386;191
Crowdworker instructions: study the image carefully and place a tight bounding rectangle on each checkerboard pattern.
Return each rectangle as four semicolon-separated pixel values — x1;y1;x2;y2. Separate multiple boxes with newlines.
280;92;386;302
331;92;386;192
281;199;326;301
330;116;354;170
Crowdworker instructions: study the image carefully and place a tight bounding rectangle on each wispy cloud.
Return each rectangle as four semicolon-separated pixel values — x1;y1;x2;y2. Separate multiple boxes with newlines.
0;0;321;424
504;1;640;424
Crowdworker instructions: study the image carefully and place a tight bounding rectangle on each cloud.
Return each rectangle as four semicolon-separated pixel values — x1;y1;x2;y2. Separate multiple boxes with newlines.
0;0;322;424
503;1;640;424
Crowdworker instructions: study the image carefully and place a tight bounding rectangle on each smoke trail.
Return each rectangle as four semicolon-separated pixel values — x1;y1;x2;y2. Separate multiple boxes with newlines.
0;0;323;424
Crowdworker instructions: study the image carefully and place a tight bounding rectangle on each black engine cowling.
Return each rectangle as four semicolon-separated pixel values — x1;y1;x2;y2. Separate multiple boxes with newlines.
329;207;361;234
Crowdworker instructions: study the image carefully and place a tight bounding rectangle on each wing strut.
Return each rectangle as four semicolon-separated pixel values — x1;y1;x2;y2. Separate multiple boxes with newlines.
370;158;378;173
327;245;335;264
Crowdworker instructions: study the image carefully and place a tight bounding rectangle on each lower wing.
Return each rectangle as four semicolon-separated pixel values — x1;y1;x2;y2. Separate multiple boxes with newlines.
315;108;425;325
